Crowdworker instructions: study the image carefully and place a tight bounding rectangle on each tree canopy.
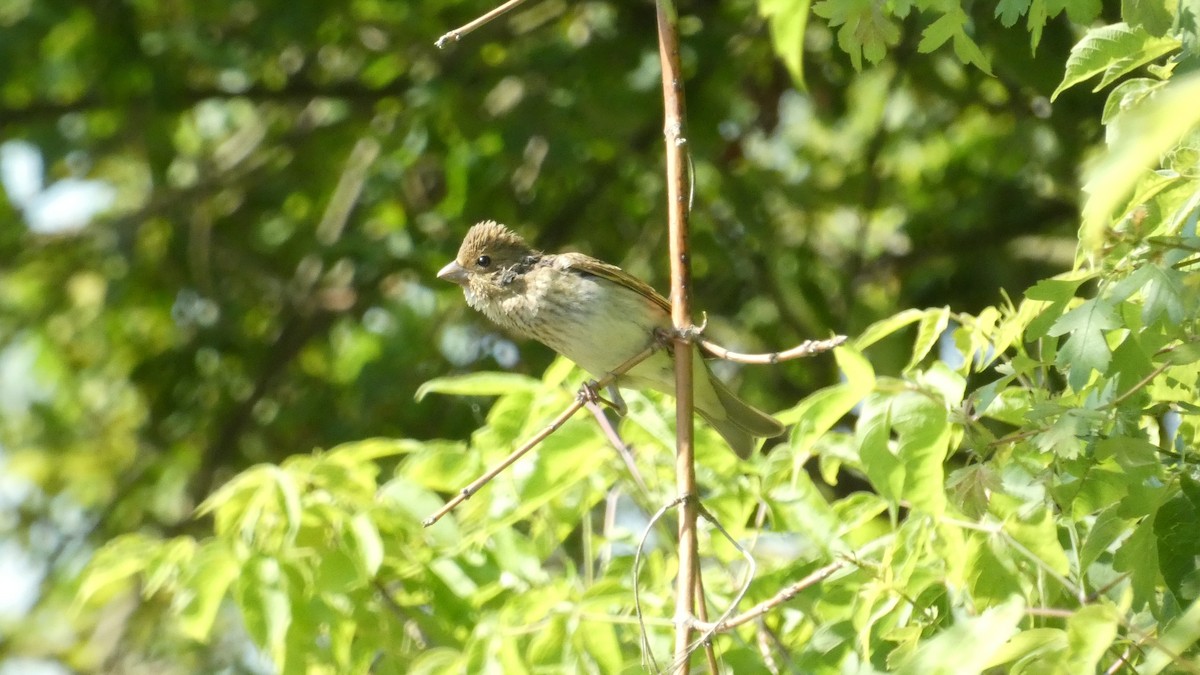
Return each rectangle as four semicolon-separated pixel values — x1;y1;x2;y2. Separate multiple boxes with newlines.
2;0;1200;672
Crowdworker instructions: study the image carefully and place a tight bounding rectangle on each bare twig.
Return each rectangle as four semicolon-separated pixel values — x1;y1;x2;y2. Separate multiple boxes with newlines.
662;502;758;673
634;496;689;672
581;398;652;499
692;564;721;674
690;503;757;642
421;343;659;527
700;335;847;364
690;560;847;633
434;0;528;48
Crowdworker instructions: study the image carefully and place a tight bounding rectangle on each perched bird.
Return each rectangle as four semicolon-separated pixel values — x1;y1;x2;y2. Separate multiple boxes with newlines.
437;220;784;458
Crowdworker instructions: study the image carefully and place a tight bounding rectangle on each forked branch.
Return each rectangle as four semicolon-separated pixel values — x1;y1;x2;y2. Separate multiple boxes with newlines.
422;342;658;527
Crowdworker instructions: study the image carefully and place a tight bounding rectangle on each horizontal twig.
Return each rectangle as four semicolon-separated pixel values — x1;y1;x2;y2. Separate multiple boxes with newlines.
699;335;846;365
435;0;528;48
688;559;847;633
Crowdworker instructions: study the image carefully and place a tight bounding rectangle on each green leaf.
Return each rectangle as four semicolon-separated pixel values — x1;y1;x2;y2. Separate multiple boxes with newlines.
855;308;927;350
178;542;241;641
1140;594;1200;674
415;372;542;401
1047;298;1122;336
918;12;961;53
894;394;950;516
947;465;1002;519
953;31;993;74
1050;298;1121;390
1026;276;1089;302
906;307;950;372
916;8;992;72
1051;23;1180;101
1141;264;1188;324
770;471;849;552
1065;0;1103;24
1155;491;1200;602
1157;341;1200;365
237;556;293;671
1064;604;1121;671
812;0;900;70
1082;72;1200;253
983;628;1066;669
759;0;812;88
1004;506;1071;578
347;512;384;579
1026;276;1089;340
857;394;902;504
895;596;1025;675
1114;513;1160;609
1028;0;1051;49
76;533;160;608
857;390;950;515
577;619;622;673
995;0;1031;27
1102;78;1167;124
1080;508;1130;574
781;346;874;454
1122;0;1176;36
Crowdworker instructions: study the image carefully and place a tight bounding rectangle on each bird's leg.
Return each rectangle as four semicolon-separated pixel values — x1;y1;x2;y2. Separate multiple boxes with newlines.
605;384;628;417
579;379;627;416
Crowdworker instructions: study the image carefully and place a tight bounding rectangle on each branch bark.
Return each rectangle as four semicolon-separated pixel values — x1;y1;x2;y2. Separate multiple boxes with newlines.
653;1;704;671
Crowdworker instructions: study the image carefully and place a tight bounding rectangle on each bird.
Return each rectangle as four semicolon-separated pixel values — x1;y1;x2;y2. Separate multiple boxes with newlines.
437;220;784;458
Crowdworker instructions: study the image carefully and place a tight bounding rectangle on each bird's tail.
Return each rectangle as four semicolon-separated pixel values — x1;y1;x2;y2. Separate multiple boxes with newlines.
701;374;786;459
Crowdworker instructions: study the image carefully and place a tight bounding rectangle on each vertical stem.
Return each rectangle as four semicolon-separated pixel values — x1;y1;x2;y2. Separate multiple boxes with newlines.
655;0;700;670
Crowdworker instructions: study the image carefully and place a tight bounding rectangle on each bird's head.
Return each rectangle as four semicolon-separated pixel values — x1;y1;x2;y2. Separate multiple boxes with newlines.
438;221;541;303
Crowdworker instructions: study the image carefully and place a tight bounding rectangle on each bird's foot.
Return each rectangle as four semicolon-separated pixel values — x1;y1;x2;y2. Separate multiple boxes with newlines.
653;313;708;345
578;380;627;416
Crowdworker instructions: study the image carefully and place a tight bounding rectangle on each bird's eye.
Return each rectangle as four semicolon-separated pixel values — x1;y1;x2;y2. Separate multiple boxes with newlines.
476;255;491;268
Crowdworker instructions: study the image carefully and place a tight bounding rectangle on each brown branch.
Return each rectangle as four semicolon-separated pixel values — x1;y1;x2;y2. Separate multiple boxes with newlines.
655;0;701;670
700;335;847;364
421;343;659;527
435;0;529;48
692;564;720;674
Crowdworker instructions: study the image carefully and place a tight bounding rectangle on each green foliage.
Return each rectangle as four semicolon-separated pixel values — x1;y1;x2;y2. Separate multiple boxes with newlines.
5;0;1200;672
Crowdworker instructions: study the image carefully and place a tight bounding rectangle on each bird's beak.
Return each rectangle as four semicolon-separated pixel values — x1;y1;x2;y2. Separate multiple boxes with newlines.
437;260;469;286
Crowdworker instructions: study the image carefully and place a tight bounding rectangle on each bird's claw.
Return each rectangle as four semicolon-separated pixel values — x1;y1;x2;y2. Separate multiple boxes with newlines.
577;380;602;404
653;315;708;346
577;380;627;416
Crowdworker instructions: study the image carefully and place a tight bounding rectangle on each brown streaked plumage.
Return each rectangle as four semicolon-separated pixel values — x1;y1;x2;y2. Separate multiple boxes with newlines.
438;220;784;458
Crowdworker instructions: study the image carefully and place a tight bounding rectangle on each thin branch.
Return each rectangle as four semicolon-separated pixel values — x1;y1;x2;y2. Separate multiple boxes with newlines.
582;398;653;499
690;560;847;633
692;563;721;674
635;495;688;673
1098;361;1170;411
699;335;847;364
681;503;757;667
421;343;659;527
435;0;529;48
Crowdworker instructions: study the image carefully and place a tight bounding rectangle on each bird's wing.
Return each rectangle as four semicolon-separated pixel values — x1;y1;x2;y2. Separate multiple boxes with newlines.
554;252;672;315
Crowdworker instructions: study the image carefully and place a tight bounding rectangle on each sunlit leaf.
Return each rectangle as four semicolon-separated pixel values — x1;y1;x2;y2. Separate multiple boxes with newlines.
895;597;1025;675
1051;23;1180;100
415;372;542;401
